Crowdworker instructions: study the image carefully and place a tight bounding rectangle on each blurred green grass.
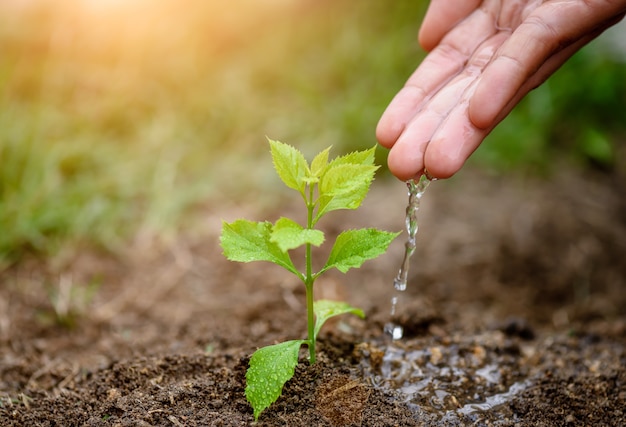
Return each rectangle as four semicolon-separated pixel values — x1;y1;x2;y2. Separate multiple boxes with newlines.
0;0;624;264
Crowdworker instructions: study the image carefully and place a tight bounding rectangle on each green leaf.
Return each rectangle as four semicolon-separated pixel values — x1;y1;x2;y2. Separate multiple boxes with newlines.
246;340;306;421
320;163;378;197
327;146;376;168
312;146;378;222
313;299;365;339
271;217;325;252
220;219;298;275
310;146;331;178
269;138;309;194
323;228;400;273
316;163;378;221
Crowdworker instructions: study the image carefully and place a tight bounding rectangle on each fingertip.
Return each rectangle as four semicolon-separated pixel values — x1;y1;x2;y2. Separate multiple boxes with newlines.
387;144;425;182
423;106;488;179
468;77;498;130
418;23;438;52
423;147;463;179
418;2;450;51
376;116;402;149
422;135;463;179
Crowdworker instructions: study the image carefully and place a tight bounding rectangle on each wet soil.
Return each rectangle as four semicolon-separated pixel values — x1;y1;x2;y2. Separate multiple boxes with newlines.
1;165;625;426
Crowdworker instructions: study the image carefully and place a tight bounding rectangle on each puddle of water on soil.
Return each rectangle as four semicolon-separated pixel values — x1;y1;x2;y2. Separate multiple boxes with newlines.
384;174;433;341
360;337;530;422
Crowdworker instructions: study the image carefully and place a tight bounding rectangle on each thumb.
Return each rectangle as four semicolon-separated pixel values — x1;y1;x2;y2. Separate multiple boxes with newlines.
419;0;481;51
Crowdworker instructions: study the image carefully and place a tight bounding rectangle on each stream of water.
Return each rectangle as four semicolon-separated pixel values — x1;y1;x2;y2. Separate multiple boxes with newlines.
384;173;433;340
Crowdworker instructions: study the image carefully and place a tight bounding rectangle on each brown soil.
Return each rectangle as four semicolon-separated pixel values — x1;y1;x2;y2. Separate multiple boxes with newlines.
1;165;626;426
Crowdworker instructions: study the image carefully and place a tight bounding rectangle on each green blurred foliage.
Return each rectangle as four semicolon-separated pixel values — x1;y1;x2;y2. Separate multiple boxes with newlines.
0;0;427;263
0;0;624;263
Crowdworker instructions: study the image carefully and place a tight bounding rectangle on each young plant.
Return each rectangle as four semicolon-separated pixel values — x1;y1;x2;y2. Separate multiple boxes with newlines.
220;139;399;421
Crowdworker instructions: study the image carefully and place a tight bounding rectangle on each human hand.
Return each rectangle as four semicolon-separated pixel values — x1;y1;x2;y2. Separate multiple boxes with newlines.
377;0;626;180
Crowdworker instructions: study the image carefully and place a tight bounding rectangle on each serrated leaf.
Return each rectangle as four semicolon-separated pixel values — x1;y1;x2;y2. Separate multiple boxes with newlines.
246;340;306;421
271;217;325;252
323;228;400;273
269;138;309;194
318;146;377;201
310;146;331;178
313;300;365;339
315;163;378;221
326;146;376;169
319;163;377;196
220;219;298;275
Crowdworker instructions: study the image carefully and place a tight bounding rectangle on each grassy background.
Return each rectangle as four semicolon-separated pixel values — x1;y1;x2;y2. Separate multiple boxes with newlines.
1;0;625;264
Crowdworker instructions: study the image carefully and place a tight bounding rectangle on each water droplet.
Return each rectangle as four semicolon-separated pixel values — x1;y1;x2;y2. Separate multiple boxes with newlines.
384;322;404;340
393;278;406;292
391;325;404;340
